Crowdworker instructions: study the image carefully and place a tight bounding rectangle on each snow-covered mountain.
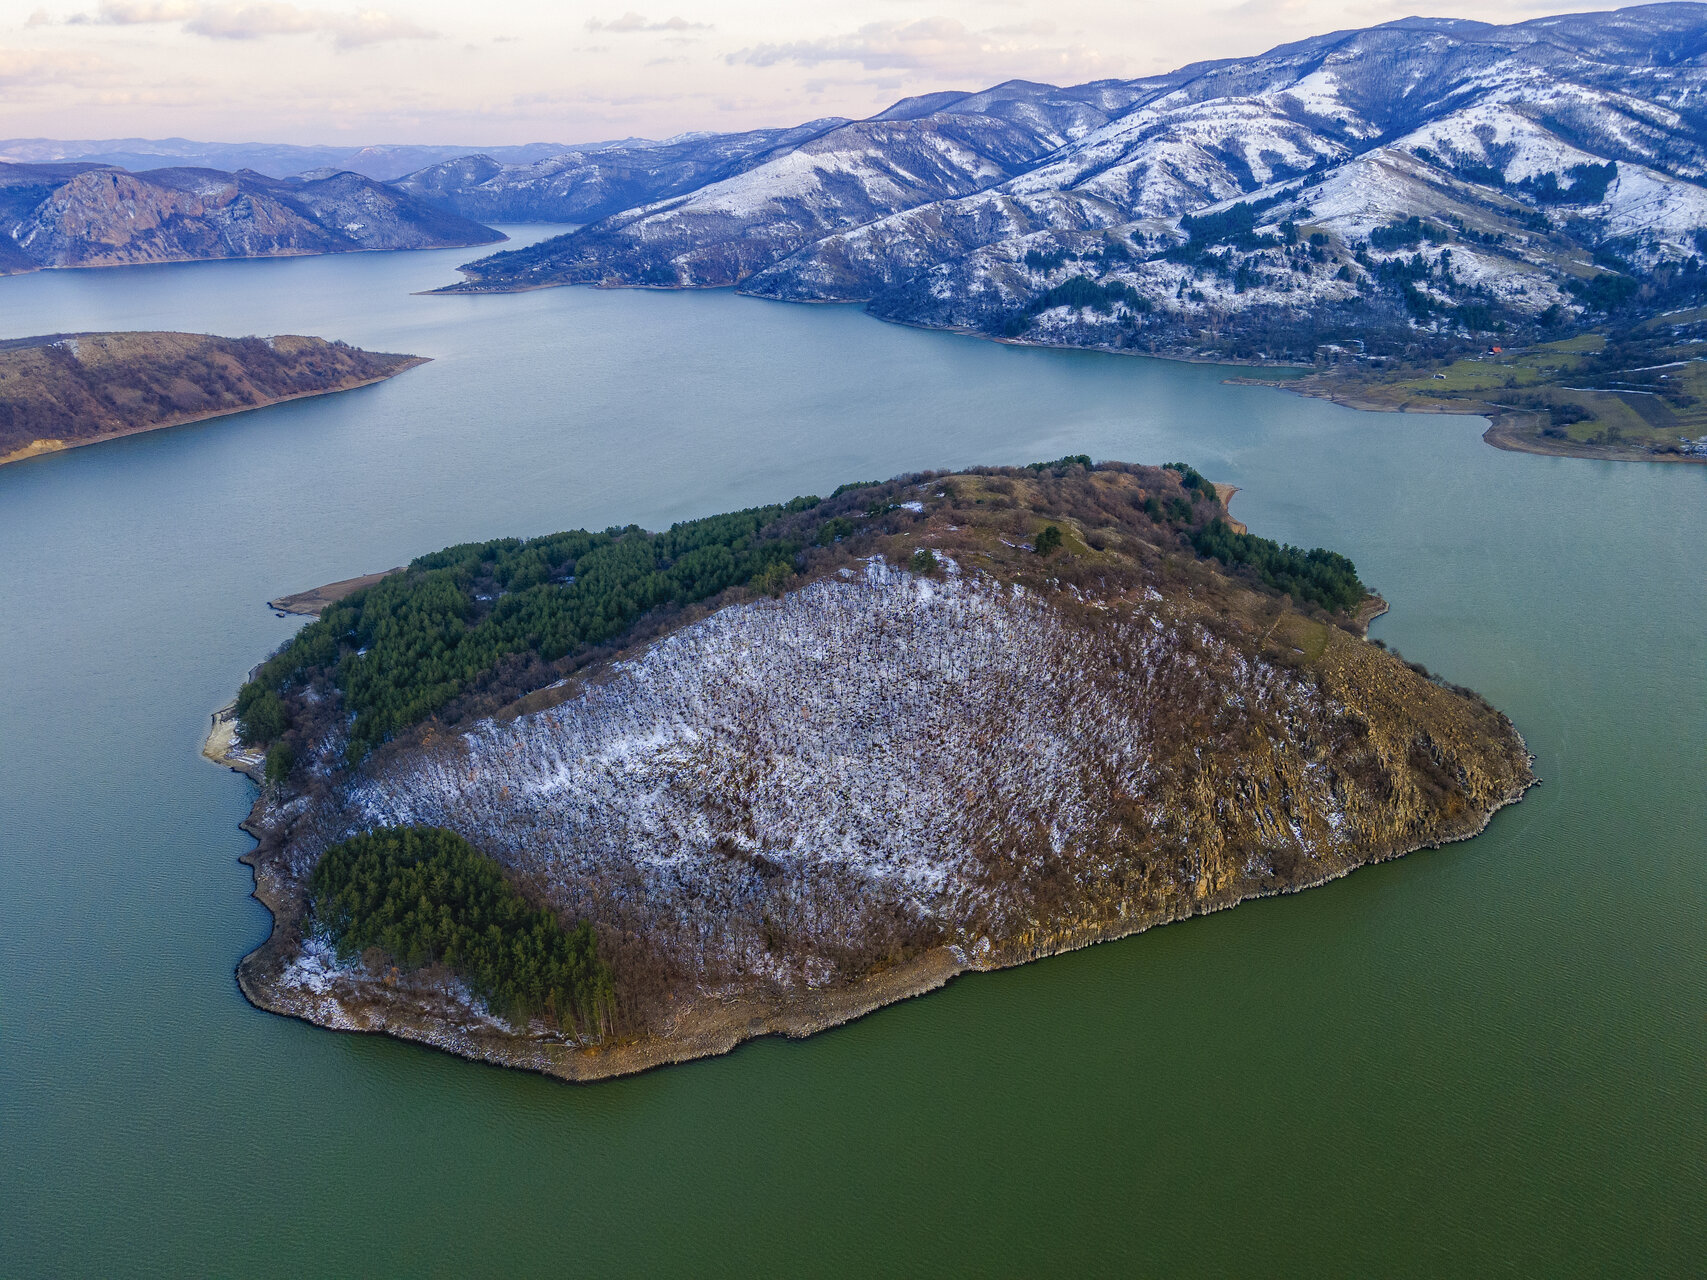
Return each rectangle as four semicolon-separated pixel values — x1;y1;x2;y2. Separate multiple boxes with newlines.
442;4;1707;358
0;163;501;273
389;121;850;224
447;81;1141;289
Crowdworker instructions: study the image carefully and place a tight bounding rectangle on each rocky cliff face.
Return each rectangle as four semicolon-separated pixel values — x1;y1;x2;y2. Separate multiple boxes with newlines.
0;162;501;273
442;5;1707;359
226;463;1534;1080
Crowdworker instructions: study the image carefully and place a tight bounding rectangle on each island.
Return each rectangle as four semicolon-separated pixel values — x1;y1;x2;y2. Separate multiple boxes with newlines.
0;332;426;466
209;459;1535;1081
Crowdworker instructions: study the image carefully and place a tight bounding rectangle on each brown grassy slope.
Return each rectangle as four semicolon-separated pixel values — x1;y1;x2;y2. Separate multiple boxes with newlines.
0;331;422;462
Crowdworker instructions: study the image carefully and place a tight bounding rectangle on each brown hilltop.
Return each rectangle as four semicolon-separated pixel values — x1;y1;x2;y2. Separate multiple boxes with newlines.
0;331;425;466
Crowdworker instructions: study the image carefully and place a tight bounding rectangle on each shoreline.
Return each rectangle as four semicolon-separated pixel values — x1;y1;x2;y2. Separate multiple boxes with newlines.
0;357;431;469
227;765;1535;1084
1228;374;1707;465
1212;483;1247;534
1479;412;1707;463
2;232;508;279
204;475;1534;1085
268;567;403;617
203;702;264;778
428;274;1314;372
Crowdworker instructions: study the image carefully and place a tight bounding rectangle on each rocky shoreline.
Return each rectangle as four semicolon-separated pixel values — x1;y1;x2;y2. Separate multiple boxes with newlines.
213;727;1534;1083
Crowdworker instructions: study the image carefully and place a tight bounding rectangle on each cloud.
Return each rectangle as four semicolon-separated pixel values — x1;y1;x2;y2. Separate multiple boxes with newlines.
184;4;319;37
60;0;437;48
727;16;1104;80
0;46;111;85
585;12;711;34
66;0;197;22
0;45;135;104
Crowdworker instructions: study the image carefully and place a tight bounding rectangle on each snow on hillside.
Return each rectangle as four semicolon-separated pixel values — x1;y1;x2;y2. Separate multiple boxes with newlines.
315;560;1340;986
1589;164;1707;258
1005;95;1347;218
628;132;1004;224
1398;103;1603;180
446;6;1707;353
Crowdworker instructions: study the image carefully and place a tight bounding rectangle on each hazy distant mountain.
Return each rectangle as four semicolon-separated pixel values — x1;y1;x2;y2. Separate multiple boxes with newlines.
0;163;502;273
0;138;583;182
443;3;1707;359
389;122;851;224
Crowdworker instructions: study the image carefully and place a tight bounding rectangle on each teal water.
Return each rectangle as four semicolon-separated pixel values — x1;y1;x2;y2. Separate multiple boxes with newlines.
2;229;1703;1275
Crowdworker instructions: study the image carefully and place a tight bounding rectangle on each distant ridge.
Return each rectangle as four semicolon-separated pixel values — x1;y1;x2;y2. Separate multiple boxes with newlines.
0;162;501;274
415;3;1707;362
0;138;586;182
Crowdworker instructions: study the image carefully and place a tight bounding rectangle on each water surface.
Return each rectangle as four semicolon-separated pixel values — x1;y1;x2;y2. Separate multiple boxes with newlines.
2;229;1703;1275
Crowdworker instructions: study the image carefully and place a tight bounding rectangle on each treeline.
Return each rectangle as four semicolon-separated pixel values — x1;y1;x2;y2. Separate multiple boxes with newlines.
1163;461;1217;498
1524;162;1617;206
1567;272;1641;313
240;462;1374;766
241;495;821;755
1409;149;1618;208
1022;232;1139;275
1174;191;1295;255
1190;518;1365;614
309;826;616;1033
1005;275;1152;334
1369;216;1451;250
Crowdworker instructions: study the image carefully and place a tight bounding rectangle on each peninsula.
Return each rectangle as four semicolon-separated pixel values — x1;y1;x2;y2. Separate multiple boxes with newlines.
1233;326;1707;464
212;460;1534;1081
0;332;426;466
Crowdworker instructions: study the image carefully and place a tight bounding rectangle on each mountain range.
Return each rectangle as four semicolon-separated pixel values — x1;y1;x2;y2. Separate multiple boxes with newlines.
11;4;1707;359
436;3;1707;359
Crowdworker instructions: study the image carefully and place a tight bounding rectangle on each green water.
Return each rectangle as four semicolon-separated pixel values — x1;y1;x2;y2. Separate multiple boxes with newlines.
2;231;1703;1274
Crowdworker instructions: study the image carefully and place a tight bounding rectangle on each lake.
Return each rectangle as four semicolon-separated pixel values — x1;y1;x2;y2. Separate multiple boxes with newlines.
1;228;1702;1275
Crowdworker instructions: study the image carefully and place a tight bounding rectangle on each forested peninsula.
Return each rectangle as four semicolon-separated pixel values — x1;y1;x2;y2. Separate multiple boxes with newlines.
212;460;1535;1081
0;332;424;465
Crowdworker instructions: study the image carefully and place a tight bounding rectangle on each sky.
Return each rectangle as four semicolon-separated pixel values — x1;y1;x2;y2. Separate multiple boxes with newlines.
0;0;1618;145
